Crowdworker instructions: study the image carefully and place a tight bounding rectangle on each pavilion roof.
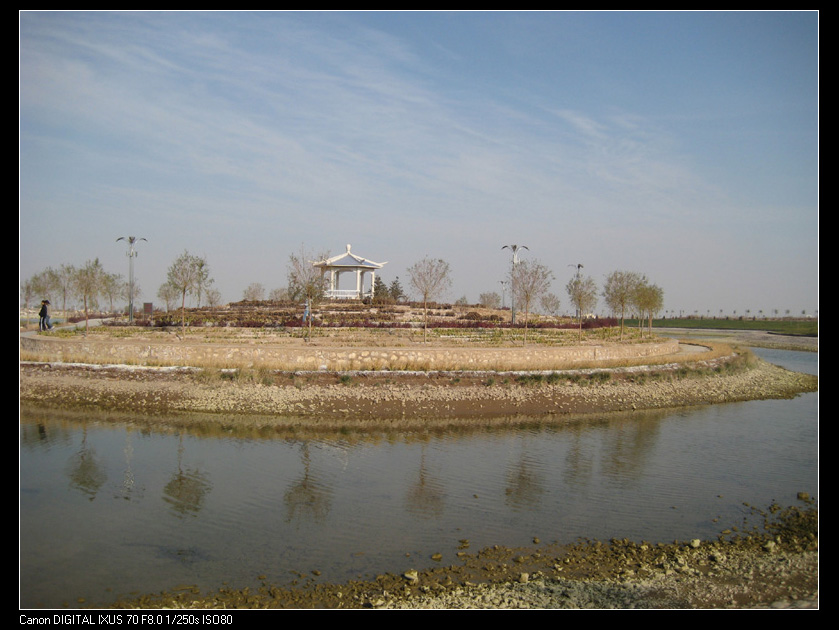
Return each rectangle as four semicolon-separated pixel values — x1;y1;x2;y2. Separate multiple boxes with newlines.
313;244;387;269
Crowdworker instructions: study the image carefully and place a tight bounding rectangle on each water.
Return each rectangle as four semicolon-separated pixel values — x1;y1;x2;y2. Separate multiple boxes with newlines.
19;349;817;609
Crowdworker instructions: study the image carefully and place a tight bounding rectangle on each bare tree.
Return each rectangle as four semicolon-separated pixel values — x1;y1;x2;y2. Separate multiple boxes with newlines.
56;264;77;315
540;292;562;317
407;257;452;342
73;258;107;335
287;246;329;301
124;278;143;315
603;270;645;340
157;282;179;312
205;287;223;310
510;259;553;345
166;251;213;337
287;245;330;340
101;272;125;313
194;257;213;308
634;281;664;338
269;287;289;302
479;291;501;310
502;244;528;324
242;282;266;301
28;267;59;308
566;274;598;341
20;277;36;311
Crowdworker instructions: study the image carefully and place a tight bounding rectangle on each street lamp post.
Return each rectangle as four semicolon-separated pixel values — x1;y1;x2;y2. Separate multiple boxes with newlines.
117;236;146;324
569;263;583;318
502;244;528;325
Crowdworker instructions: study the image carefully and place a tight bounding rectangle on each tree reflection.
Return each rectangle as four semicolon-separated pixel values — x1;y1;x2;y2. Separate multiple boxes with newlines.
406;442;446;518
284;442;332;525
66;425;106;501
562;424;596;487
117;429;142;501
163;432;211;517
600;412;663;482
505;447;545;510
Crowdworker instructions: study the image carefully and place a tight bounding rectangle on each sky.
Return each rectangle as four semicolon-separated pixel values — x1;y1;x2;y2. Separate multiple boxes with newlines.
19;10;819;317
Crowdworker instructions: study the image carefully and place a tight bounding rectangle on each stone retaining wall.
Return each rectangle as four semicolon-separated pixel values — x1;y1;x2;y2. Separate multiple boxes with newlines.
20;334;681;372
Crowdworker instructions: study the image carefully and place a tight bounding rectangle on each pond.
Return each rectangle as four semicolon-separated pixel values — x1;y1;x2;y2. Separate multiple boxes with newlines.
19;348;818;609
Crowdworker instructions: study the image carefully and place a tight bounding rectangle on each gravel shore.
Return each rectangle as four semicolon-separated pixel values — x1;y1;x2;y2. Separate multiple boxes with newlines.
19;346;817;433
109;501;818;610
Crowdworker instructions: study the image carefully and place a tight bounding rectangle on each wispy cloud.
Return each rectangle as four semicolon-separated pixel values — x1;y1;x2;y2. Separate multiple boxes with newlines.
20;12;817;314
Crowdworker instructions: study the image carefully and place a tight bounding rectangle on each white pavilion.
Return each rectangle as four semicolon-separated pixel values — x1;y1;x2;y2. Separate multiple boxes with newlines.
312;244;387;300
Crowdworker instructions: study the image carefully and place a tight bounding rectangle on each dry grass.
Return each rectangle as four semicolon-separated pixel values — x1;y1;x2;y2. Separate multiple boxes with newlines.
26;323;644;347
20;340;730;375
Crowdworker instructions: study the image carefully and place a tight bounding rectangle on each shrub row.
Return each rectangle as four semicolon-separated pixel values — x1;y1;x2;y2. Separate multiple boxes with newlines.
144;311;618;331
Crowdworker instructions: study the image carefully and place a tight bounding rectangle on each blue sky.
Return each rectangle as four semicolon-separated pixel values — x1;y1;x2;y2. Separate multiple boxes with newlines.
20;11;818;317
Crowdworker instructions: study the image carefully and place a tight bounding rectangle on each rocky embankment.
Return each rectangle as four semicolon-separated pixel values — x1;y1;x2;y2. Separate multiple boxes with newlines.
20;349;817;431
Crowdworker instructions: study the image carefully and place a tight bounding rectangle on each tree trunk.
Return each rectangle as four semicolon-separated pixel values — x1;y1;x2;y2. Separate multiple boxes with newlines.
181;291;187;339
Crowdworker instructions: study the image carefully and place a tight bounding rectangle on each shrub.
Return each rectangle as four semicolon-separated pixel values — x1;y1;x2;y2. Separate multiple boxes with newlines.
588;371;611;383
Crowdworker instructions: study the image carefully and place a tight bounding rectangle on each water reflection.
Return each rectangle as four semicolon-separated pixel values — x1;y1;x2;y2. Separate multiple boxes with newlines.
119;431;140;501
504;437;545;510
19;349;817;609
284;442;333;524
601;413;662;483
164;433;212;518
406;443;446;517
66;426;107;501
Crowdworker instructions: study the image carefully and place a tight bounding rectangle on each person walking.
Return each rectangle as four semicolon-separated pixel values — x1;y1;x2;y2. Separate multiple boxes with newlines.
39;300;54;331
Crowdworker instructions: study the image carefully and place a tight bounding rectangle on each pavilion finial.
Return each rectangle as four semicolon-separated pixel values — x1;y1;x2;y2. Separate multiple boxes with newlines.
346;244;351;252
